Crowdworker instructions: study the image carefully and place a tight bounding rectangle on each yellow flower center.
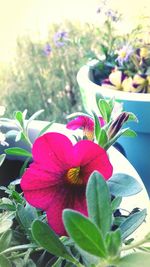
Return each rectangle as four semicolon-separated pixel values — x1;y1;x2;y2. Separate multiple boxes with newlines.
66;167;83;185
84;129;94;140
119;49;126;59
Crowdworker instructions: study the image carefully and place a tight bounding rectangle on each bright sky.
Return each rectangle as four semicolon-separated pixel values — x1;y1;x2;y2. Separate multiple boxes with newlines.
0;0;150;63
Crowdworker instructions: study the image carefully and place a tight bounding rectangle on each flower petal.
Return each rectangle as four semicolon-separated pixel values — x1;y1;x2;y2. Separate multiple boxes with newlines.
32;132;73;171
46;186;74;235
73;195;88;217
66;116;94;131
21;163;63;210
73;140;113;181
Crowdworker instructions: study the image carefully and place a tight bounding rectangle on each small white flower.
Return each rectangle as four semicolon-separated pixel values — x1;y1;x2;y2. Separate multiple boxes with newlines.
0;132;9;146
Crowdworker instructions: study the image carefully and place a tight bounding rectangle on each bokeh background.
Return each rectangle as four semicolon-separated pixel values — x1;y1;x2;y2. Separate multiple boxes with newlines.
0;0;150;122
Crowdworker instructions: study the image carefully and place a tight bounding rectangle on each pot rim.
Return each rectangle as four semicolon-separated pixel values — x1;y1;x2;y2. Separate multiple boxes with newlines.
77;65;150;102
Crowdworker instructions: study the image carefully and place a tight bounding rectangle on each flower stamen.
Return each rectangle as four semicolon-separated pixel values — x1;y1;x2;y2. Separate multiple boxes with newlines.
66;167;83;185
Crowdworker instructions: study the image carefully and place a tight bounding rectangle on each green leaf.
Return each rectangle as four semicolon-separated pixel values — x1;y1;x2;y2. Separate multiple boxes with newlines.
98;99;111;123
5;147;32;158
0;154;6;167
38;121;54;137
105;229;122;258
92;111;102;142
128;112;138;123
118;252;150;267
14;111;24;128
111;196;122;212
97;129;108;147
86;171;112;237
107;173;142;197
120;128;137;137
0;230;12;252
31;220;74;262
63;209;107;258
17;203;38;233
120;209;147;240
0;255;12;267
26;109;44;127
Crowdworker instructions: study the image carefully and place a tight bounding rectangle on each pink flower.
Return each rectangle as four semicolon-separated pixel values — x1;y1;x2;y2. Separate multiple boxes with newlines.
21;132;113;235
66;116;105;140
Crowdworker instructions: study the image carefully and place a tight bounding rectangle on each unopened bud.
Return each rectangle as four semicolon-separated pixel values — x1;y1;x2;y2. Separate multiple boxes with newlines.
108;112;129;139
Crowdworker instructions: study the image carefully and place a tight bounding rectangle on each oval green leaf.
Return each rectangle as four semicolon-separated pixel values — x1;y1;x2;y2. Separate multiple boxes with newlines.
5;147;32;158
86;171;112;237
63;209;107;258
120;209;147;240
107;173;142;197
31;220;74;262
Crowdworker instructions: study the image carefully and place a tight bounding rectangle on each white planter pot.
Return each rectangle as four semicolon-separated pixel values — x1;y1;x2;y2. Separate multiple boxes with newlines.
77;65;150;195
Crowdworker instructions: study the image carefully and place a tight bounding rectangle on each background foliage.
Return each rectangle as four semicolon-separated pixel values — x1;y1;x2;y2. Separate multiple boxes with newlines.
0;21;99;123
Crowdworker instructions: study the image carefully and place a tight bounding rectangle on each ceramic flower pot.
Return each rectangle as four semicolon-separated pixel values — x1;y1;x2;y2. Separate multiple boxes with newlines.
77;65;150;195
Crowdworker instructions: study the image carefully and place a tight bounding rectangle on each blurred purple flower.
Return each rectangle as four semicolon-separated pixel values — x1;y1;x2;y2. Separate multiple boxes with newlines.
53;31;68;47
105;9;120;22
116;45;134;65
43;44;52;56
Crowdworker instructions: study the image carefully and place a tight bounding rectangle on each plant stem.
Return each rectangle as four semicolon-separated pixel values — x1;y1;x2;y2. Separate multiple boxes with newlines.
8;252;28;259
1;244;84;267
0;244;37;255
121;235;150;251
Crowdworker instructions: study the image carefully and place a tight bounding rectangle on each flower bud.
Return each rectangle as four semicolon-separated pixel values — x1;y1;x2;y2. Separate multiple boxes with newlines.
108;112;129;139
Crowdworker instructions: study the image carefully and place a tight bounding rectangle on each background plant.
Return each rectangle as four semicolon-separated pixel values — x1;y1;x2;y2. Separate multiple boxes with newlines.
0;21;99;123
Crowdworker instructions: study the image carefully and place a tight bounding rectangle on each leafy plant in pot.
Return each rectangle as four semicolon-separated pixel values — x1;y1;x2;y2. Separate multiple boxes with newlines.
77;6;150;194
0;95;150;267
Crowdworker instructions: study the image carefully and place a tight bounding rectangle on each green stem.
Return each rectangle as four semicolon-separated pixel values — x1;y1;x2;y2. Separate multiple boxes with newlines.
0;244;37;255
121;235;149;251
8;251;28;260
1;244;84;267
23;132;33;148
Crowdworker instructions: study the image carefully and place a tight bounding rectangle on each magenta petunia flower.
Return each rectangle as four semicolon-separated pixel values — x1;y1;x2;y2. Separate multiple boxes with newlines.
21;132;113;235
66;116;105;140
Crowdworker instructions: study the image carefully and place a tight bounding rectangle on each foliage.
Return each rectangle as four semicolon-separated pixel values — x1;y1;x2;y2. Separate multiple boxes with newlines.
0;172;149;267
0;21;98;123
0;94;149;266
